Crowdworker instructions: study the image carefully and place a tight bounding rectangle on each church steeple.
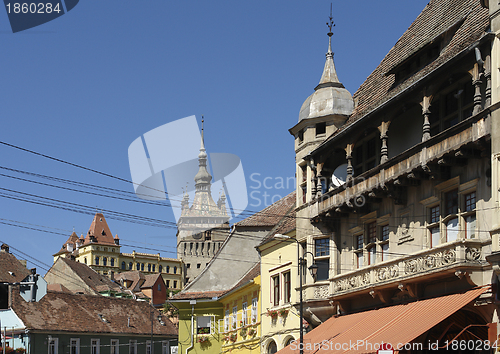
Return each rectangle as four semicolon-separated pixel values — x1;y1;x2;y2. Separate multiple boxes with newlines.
194;118;213;192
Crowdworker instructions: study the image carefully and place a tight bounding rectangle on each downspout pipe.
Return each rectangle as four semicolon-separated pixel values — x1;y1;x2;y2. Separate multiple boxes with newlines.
185;300;196;354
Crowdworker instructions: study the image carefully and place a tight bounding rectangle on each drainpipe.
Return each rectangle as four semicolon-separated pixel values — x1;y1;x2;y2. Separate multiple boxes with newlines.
185;300;196;354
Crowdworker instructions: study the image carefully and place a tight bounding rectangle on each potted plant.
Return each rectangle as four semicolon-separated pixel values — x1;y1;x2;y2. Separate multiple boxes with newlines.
197;336;210;345
229;333;237;342
279;308;289;318
240;326;247;337
232;322;237;329
248;328;257;337
267;309;278;319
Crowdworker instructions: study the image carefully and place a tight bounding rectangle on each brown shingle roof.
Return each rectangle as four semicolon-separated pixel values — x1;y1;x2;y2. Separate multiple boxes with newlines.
170;290;227;300
318;0;488;149
114;270;146;292
83;213;117;246
11;289;177;336
0;249;30;283
141;274;162;289
55;257;122;293
235;191;296;227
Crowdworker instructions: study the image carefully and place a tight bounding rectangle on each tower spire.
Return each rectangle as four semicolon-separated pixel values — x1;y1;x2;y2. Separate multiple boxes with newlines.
316;4;342;90
194;116;212;191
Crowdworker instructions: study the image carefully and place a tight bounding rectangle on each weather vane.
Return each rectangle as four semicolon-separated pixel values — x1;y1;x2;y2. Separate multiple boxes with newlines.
327;3;335;37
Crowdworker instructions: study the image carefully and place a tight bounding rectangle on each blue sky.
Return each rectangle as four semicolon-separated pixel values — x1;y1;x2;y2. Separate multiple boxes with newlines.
0;0;430;272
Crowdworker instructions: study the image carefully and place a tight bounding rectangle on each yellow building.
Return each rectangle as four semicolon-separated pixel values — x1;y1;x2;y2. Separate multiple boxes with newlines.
53;212;183;291
257;209;299;354
218;268;261;354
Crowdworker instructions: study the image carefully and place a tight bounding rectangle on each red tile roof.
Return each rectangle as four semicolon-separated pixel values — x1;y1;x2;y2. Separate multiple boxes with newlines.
0;249;30;283
317;0;489;150
83;213;117;246
47;257;122;294
11;289;177;336
235;191;296;227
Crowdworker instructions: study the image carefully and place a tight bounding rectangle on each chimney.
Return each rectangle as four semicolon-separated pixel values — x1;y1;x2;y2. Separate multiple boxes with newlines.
1;244;9;253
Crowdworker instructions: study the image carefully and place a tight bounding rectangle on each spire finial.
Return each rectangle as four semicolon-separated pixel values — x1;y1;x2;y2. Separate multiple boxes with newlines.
327;3;334;37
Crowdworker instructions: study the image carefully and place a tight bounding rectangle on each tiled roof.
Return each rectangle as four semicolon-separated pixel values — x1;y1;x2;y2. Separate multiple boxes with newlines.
11;289;177;336
170;290;227;300
114;270;146;292
257;200;297;247
52;257;122;293
83;213;117;246
53;231;81;257
318;0;488;149
47;283;72;293
235;191;296;227
141;274;162;289
0;249;31;283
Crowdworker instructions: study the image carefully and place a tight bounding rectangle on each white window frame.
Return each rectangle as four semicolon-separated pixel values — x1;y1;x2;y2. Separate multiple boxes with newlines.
224;309;230;331
48;337;59;354
251;298;258;323
70;338;80;354
197;315;212;335
110;339;119;354
146;340;152;354
162;340;170;354
232;306;237;329
91;338;100;354
242;302;248;326
129;340;138;354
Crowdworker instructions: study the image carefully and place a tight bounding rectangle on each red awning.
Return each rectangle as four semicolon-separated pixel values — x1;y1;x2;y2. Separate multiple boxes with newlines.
277;287;489;354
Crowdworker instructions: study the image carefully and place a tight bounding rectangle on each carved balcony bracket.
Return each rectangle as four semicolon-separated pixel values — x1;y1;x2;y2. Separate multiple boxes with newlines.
369;288;392;304
421;95;433;142
378;121;391;164
469;62;483;115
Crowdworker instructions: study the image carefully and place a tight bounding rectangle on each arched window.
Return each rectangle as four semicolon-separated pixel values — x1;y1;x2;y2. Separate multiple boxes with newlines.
152;264;156;272
129;262;133;270
103;257;107;266
159;265;163;273
267;340;277;354
173;266;177;274
284;337;295;348
121;261;126;270
148;264;151;272
166;266;170;273
136;262;140;270
95;257;99;265
141;263;145;271
84;257;87;264
110;258;114;267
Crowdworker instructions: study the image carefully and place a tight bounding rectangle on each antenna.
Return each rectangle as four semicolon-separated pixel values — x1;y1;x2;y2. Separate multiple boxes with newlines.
327;3;335;37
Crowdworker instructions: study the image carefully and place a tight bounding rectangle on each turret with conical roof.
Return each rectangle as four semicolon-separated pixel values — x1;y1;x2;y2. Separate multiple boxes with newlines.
289;11;354;206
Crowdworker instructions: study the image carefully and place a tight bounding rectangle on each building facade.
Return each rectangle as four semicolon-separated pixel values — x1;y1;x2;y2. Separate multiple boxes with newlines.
276;0;500;352
53;212;183;291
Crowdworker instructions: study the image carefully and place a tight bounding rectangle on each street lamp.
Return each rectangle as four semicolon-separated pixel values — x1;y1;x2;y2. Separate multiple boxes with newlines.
274;234;317;354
